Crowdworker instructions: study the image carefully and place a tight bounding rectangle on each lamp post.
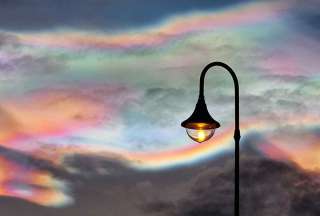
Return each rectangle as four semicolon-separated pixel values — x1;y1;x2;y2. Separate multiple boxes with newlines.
181;61;240;216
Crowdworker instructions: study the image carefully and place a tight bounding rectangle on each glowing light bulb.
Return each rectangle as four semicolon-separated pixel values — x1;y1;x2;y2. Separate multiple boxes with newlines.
186;128;215;143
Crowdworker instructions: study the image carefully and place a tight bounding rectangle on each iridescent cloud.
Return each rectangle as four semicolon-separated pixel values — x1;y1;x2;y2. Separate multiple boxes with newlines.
14;1;288;50
0;154;72;207
0;0;319;208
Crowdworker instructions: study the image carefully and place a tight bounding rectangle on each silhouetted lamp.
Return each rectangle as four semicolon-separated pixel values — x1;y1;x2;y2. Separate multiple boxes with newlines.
181;61;241;216
181;95;220;142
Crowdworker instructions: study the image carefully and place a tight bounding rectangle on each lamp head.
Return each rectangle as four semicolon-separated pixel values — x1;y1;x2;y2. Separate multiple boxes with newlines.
181;97;220;143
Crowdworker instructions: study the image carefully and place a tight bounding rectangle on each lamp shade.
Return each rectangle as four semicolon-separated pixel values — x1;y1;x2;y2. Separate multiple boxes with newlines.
181;97;220;130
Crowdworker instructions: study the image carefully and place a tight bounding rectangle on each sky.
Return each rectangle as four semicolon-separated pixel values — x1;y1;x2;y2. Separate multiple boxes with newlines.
0;0;320;215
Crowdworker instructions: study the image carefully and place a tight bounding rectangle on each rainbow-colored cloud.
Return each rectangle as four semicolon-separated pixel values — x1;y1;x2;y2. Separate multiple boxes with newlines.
0;0;319;207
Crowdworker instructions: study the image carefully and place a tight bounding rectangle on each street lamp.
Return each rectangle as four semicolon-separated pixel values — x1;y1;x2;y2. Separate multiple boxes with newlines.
181;61;241;216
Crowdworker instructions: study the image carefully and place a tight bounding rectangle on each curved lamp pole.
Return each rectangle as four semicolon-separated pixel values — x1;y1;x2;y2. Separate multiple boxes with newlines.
181;61;240;216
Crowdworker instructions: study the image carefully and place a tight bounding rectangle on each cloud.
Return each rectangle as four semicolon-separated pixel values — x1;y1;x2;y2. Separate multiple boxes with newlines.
144;151;320;216
0;32;19;48
0;33;65;80
62;154;134;178
0;0;248;31
2;136;320;215
0;145;73;207
0;0;319;215
288;0;320;38
0;145;69;177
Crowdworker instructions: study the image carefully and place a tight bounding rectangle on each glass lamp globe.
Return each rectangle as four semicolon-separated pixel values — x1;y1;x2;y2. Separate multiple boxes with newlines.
181;97;220;143
186;128;215;143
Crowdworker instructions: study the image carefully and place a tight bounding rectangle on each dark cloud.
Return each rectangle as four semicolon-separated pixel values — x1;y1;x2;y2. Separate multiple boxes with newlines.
0;149;201;216
62;154;135;179
145;152;320;216
0;0;247;31
2;139;320;216
289;0;320;38
0;145;69;177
